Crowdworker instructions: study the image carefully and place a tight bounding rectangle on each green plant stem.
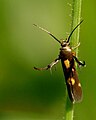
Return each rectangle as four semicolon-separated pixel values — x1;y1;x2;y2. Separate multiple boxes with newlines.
65;0;82;120
65;96;74;120
71;0;82;56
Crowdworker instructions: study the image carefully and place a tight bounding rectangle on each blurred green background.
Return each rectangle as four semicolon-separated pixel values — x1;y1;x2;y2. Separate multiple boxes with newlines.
0;0;96;120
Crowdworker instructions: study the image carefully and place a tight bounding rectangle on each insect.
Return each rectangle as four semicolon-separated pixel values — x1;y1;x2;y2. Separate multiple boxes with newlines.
33;20;85;103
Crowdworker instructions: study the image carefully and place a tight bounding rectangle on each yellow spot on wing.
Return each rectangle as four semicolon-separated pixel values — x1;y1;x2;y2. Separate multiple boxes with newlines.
72;68;74;72
67;78;71;85
71;78;75;85
78;83;81;87
67;77;75;85
64;59;70;68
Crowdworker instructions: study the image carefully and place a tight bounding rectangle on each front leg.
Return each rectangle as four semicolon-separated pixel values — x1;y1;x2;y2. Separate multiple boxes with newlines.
34;57;60;70
73;56;85;67
71;42;80;50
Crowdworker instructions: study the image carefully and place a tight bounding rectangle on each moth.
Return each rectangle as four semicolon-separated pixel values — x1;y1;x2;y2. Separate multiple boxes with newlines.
33;20;85;103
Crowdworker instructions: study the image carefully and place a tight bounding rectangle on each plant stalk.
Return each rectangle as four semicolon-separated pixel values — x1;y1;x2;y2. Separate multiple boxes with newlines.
65;0;82;120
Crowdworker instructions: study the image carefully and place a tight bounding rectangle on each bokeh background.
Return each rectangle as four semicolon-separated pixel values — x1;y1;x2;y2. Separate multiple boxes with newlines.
0;0;96;120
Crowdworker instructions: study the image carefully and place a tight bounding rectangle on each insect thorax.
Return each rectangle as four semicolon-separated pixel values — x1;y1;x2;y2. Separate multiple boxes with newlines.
60;40;72;58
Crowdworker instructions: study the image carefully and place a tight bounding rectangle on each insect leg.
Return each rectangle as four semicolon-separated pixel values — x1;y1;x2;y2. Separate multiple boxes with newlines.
72;42;80;50
73;56;85;67
34;57;60;70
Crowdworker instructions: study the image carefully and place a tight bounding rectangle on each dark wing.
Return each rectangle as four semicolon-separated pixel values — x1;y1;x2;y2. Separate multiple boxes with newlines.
61;59;82;103
66;68;82;103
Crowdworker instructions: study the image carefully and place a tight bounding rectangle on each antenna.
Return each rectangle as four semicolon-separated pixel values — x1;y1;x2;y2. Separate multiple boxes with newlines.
33;24;61;44
67;20;83;43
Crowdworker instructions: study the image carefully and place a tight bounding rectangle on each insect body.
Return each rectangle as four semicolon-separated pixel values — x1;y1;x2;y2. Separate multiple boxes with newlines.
33;20;85;103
